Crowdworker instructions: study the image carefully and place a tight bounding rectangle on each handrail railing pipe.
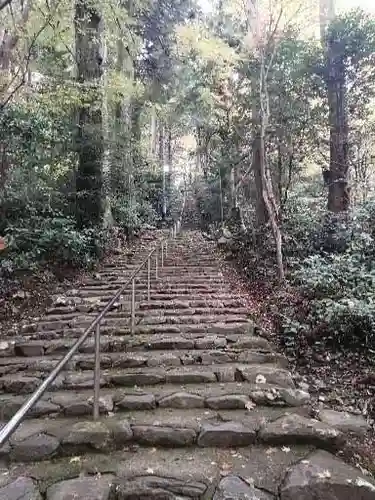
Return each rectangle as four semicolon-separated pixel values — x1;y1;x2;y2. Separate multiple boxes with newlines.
93;323;101;419
147;257;151;302
131;278;136;335
0;202;185;448
155;249;158;280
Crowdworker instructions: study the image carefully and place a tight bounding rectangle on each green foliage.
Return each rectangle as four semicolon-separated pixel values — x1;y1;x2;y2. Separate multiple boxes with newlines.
1;215;98;275
283;200;375;346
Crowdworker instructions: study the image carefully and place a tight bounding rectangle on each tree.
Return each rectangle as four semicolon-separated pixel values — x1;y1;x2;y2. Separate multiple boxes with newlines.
74;0;104;228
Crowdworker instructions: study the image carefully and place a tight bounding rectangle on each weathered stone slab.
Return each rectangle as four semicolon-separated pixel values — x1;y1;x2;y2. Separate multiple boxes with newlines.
132;426;197;447
249;388;310;407
281;450;375;500
237;365;294;388
318;409;370;435
50;393;92;416
15;342;45;357
260;414;345;450
110;372;165;386
147;353;181;367
198;421;256;447
10;433;60;462
166;370;216;384
110;476;207;499
206;395;250;410
61;421;112;450
214;476;274;499
146;338;194;350
158;392;204;409
105;419;133;443
0;341;15;357
114;393;156;410
111;354;148;369
0;375;40;394
46;475;114;500
0;477;42;499
279;389;310;407
238;351;288;368
195;337;227;349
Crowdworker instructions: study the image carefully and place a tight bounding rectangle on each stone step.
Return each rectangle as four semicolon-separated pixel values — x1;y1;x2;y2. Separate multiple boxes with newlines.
74;284;230;295
0;363;296;394
1;332;271;358
102;264;221;270
87;269;223;278
6;445;369;500
8;322;253;342
72;286;232;298
21;314;250;334
0;331;264;363
44;295;246;315
137;299;247;310
0;382;310;420
40;306;249;322
0;348;288;376
0;408;347;465
81;277;225;287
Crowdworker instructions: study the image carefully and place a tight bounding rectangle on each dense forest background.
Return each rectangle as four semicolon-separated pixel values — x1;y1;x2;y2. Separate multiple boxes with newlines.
2;0;375;352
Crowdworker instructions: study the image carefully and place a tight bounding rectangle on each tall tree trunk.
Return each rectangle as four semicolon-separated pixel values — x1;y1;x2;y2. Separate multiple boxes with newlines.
131;98;142;171
74;0;104;228
327;32;349;212
246;0;268;225
101;33;113;229
320;0;349;212
159;122;167;219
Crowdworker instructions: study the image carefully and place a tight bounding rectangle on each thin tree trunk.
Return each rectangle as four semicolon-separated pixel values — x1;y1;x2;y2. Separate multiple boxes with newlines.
150;108;157;156
259;127;285;281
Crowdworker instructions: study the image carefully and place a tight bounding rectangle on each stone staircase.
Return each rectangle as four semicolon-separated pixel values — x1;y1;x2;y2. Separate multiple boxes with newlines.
0;231;374;499
182;191;200;229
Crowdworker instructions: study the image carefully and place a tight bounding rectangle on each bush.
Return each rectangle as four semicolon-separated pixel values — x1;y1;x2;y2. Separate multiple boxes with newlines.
0;214;99;276
284;200;375;347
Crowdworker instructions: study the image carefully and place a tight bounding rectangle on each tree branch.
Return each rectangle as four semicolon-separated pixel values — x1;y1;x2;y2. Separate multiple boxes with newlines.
0;0;12;12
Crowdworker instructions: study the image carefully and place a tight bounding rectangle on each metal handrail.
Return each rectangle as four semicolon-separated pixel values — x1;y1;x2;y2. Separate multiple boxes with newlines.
0;211;184;448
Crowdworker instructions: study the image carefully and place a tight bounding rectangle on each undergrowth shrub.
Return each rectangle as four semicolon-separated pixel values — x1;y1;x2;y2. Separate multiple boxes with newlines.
283;199;375;347
1;214;99;276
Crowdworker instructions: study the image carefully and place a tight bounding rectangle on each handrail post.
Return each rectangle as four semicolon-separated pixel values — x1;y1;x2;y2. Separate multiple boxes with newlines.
155;249;158;280
165;240;168;260
131;278;135;335
93;322;101;420
161;241;164;268
147;256;151;302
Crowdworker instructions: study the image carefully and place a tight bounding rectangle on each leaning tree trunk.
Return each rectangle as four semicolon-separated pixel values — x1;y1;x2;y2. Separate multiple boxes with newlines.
74;0;104;228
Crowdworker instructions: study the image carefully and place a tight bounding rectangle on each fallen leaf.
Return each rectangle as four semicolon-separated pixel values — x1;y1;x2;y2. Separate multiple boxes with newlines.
317;470;331;479
245;400;256;411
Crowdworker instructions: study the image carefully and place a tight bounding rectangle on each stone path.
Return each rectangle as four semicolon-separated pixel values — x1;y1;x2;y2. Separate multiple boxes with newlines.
0;231;375;499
